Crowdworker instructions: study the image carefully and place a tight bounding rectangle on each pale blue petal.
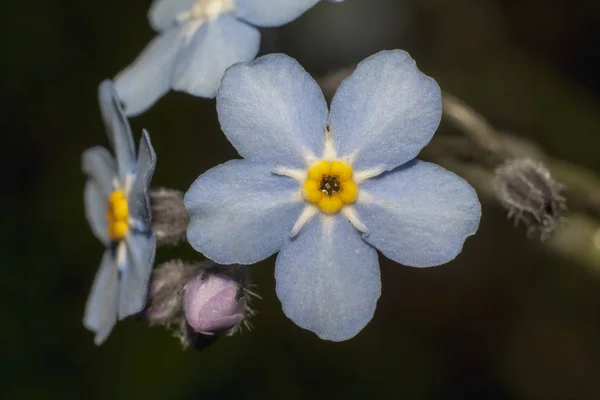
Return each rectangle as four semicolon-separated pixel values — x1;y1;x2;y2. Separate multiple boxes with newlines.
217;54;328;168
172;14;260;99
329;50;442;172
81;146;116;196
276;214;380;341
114;28;186;117
119;232;157;318
148;0;197;32
84;181;109;245
185;160;304;264
83;250;119;345
98;81;137;180
128;130;156;224
355;160;481;267
235;0;320;27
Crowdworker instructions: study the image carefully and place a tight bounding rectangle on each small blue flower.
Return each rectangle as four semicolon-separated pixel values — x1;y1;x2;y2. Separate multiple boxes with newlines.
115;0;343;116
184;50;481;341
82;80;157;345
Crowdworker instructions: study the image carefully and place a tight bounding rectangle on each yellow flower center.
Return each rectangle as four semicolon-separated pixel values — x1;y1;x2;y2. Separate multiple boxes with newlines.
106;190;129;241
303;160;358;214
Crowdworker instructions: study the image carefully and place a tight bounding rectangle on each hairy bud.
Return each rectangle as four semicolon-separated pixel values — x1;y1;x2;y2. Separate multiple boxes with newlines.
145;260;206;326
145;260;257;350
494;159;566;239
184;272;246;335
150;188;189;246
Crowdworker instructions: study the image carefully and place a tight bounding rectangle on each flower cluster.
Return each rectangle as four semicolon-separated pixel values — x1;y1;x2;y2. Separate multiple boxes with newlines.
82;0;481;347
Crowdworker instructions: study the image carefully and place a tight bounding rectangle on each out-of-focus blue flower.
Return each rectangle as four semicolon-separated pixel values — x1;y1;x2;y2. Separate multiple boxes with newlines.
184;272;246;335
115;0;344;116
82;80;157;345
185;50;481;341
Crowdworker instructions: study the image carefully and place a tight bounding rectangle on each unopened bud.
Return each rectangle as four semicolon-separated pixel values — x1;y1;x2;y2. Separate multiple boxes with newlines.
184;272;246;336
494;158;566;239
146;261;256;350
145;260;211;326
150;188;189;246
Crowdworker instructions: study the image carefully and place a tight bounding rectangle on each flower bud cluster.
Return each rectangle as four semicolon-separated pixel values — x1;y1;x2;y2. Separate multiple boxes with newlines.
145;260;255;350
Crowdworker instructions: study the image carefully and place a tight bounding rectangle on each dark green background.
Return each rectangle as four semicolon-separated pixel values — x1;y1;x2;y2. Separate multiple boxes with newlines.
3;0;600;398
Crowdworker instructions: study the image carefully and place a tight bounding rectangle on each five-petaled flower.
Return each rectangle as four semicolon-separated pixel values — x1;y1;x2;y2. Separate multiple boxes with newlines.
82;80;157;344
115;0;343;116
184;50;481;341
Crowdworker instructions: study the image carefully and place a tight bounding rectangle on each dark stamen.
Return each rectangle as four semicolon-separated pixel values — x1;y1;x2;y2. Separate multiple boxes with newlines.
320;175;341;196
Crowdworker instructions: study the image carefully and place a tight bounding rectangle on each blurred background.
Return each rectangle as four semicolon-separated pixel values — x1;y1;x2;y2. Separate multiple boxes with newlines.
2;0;600;398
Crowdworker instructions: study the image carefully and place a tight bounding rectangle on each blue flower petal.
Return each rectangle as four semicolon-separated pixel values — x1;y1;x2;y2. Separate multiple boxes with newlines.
217;54;328;168
98;81;137;180
84;181;110;245
128;130;156;225
275;214;380;341
82;146;116;197
119;232;157;318
148;0;197;32
172;14;260;99
83;250;119;345
185;160;304;264
235;0;320;27
329;50;442;173
114;28;186;117
355;160;481;267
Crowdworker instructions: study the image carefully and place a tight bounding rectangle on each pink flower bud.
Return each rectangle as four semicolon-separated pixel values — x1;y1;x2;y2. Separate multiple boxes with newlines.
184;272;245;335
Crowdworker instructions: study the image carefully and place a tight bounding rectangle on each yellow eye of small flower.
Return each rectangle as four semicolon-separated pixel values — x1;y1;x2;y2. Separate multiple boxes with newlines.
303;161;358;214
106;189;129;241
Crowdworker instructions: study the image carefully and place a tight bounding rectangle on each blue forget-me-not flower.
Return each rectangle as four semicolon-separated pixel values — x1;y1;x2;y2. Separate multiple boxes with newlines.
82;80;158;344
184;50;481;341
115;0;344;116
